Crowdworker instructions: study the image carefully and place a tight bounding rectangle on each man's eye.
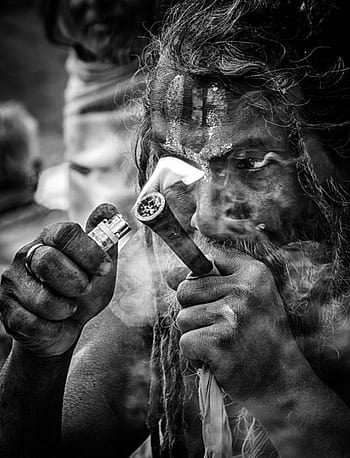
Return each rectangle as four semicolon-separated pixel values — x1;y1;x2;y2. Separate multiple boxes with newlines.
210;152;274;175
236;158;265;170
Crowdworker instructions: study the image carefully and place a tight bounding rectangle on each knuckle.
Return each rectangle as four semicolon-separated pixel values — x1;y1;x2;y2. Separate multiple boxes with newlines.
52;298;76;319
219;303;238;326
33;287;71;320
7;307;60;341
27;316;61;341
73;276;90;296
42;222;82;250
34;246;57;276
210;327;231;352
33;286;49;308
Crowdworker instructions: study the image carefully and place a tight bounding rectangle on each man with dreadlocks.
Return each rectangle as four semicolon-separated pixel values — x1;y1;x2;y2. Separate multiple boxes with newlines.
1;0;350;457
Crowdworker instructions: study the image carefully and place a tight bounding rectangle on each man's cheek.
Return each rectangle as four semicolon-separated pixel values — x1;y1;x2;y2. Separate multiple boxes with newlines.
252;190;302;240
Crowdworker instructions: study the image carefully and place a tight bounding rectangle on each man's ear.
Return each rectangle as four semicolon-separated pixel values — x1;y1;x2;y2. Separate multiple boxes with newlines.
303;134;335;184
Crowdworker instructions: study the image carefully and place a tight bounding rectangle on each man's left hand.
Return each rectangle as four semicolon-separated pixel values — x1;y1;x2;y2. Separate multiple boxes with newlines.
172;248;301;402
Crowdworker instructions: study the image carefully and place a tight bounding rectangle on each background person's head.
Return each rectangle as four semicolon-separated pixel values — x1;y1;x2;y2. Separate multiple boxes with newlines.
39;0;178;64
0;101;41;196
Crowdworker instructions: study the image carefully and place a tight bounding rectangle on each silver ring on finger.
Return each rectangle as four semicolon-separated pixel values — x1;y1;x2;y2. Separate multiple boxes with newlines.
24;242;45;278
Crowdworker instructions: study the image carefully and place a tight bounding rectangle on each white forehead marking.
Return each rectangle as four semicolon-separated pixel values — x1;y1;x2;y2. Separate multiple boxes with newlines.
164;74;184;155
162;79;234;176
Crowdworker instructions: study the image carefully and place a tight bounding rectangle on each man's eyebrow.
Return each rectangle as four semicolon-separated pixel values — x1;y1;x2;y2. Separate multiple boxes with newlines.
150;133;287;161
150;140;181;155
228;135;281;151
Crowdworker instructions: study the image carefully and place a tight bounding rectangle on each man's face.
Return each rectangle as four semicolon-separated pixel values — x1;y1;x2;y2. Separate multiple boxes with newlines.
150;71;309;247
149;70;340;358
61;0;154;59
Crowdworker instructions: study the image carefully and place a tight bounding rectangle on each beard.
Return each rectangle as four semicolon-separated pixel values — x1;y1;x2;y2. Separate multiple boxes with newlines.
192;233;346;348
157;228;346;375
150;231;348;457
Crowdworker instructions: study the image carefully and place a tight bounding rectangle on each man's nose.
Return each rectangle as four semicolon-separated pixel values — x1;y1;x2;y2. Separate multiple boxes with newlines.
190;180;248;238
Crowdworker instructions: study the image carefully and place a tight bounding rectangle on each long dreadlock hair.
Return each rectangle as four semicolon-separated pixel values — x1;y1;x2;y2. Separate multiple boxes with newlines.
135;1;350;456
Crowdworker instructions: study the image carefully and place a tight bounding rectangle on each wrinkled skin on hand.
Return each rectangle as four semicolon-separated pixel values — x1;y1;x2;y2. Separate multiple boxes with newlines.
0;204;118;357
171;245;298;402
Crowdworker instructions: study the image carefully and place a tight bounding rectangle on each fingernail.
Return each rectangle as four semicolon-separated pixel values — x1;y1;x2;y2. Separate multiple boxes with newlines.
98;259;112;276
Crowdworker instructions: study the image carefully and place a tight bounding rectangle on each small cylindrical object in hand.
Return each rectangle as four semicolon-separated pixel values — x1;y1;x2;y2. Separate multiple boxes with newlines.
88;212;131;252
134;191;213;277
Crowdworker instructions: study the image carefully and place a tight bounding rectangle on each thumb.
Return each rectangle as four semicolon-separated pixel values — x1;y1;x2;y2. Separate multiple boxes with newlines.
85;203;120;264
85;203;120;233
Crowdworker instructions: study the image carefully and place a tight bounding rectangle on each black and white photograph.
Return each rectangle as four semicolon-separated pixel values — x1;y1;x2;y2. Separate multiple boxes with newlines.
1;1;350;457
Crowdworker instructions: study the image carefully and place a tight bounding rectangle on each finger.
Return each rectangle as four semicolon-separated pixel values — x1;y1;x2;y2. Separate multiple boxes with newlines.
85;203;119;233
40;222;112;277
176;302;236;334
2;265;77;320
3;300;79;356
179;327;212;363
166;266;190;291
4;300;64;344
8;270;78;321
29;245;91;297
179;324;230;365
176;275;235;307
85;203;120;262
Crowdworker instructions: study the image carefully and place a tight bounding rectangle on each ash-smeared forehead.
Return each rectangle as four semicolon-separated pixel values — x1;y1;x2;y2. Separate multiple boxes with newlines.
150;66;288;168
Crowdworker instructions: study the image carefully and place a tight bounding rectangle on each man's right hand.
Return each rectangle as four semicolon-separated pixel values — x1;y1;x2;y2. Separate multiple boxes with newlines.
0;204;118;357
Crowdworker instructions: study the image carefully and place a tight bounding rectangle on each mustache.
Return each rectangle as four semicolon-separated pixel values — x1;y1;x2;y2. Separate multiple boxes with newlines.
192;233;289;280
159;231;293;298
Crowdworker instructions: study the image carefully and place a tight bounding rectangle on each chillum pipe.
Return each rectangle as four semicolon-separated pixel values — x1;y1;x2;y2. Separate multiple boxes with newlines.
134;191;232;456
134;191;213;276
